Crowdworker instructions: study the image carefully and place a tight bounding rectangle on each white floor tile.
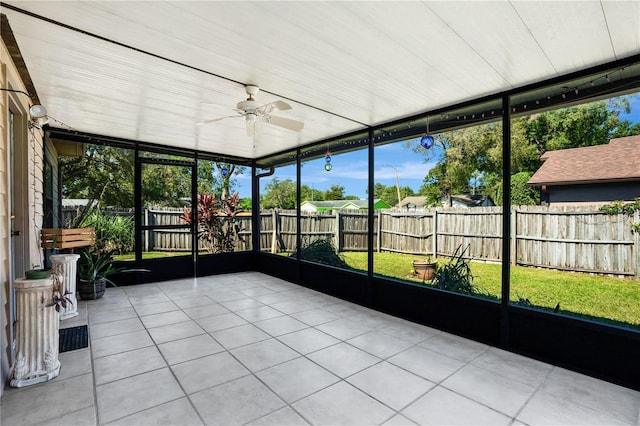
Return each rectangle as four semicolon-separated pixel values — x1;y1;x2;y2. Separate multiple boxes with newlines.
107;397;203;426
94;346;166;385
347;331;414;359
158;333;224;365
1;374;95;425
230;339;300;372
210;324;271;349
402;386;511;425
190;375;285;425
277;327;340;354
471;347;552;387
442;364;536;417
254;316;309;336
246;406;309;426
91;330;154;359
518;388;630;425
293;381;394;425
96;368;183;424
147;320;205;345
171;351;249;394
256;357;339;403
347;361;435;410
307;342;380;378
388;346;464;383
539;367;640;425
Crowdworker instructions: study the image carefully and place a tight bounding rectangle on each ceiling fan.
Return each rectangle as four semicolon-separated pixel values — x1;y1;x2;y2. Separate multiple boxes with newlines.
197;85;304;136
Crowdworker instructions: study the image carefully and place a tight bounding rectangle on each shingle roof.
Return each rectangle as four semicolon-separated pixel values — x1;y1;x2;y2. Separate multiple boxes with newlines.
398;196;428;208
301;199;382;209
528;135;640;186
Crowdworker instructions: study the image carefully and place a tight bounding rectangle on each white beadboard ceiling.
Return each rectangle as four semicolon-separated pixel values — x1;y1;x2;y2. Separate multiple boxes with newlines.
3;1;639;159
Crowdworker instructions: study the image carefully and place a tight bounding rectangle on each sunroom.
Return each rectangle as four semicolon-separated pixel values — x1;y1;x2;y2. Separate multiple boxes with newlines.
1;1;639;424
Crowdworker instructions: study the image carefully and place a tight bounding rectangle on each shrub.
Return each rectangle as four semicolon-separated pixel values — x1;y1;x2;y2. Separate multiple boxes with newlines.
83;210;135;255
290;238;350;269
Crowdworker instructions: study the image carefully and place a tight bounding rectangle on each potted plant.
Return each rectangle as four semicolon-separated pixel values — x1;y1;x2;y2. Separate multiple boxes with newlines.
77;250;147;300
412;254;437;281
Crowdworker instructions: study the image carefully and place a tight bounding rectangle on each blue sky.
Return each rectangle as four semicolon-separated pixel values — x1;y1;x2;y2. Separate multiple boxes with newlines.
246;93;640;200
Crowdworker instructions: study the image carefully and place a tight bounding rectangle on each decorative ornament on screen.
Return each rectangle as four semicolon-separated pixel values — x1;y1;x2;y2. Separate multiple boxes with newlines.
324;149;332;172
420;115;434;149
420;135;434;149
221;166;228;176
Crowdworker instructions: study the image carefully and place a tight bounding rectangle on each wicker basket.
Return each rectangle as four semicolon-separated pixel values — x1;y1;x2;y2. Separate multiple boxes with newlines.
78;278;106;300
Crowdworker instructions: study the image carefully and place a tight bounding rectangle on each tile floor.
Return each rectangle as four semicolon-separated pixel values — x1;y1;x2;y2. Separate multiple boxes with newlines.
2;271;639;425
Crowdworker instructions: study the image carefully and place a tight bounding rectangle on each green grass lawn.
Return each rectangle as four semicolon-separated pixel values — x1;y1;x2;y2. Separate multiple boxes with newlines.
343;251;640;330
113;251;191;261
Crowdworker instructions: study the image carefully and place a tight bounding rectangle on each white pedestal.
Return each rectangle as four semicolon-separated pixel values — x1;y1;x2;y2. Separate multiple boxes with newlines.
9;277;61;388
50;254;80;320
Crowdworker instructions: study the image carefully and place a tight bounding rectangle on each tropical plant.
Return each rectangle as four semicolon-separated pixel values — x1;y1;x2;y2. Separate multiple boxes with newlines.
291;238;350;269
77;250;147;299
180;192;244;253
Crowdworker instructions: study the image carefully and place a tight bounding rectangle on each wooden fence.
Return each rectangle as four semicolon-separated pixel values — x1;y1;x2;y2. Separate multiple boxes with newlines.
64;206;639;276
262;207;639;277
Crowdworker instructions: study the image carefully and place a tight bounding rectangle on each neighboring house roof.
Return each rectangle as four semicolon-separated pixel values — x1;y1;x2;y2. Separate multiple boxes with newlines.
398;196;428;208
62;198;92;207
398;195;493;208
450;194;495;207
301;199;388;210
528;135;640;186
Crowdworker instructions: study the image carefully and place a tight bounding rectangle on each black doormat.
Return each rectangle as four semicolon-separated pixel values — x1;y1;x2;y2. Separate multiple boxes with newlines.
59;325;89;353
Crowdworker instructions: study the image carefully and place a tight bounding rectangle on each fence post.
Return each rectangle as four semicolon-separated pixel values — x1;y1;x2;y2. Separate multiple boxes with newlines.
511;207;517;265
144;208;149;253
432;209;438;258
270;210;277;253
335;210;341;251
635;210;639;278
377;210;382;252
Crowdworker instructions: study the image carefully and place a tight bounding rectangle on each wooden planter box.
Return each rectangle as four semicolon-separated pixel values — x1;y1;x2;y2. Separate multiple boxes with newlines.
41;228;95;250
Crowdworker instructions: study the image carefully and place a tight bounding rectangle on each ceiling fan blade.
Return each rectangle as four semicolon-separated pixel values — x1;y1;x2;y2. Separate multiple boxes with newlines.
196;115;239;126
257;100;292;114
265;115;304;132
271;100;292;111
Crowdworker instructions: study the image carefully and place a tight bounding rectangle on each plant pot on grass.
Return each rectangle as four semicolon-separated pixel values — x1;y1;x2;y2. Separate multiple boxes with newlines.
77;251;147;300
412;258;437;281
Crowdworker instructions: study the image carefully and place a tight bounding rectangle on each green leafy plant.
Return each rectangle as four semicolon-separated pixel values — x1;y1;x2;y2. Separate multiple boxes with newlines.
290;238;350;269
430;244;488;296
83;210;134;255
598;198;640;215
78;250;148;299
180;192;244;253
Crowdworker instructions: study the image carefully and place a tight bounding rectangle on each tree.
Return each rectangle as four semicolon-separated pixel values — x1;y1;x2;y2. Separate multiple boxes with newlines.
370;183;414;206
261;178;296;209
60;145;135;208
61;145;245;208
492;171;540;206
323;185;346;200
239;198;252;210
414;125;498;206
524;97;637;153
300;185;324;202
